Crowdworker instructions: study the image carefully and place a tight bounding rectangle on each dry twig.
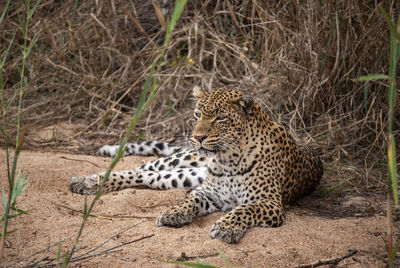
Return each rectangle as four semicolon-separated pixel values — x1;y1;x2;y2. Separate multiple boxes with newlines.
58;156;102;168
295;249;358;268
176;252;220;261
52;201;155;220
20;224;153;268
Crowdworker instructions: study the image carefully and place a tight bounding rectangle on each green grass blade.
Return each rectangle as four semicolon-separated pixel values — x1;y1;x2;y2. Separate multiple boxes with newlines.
389;244;399;266
169;0;187;32
20;172;28;193
4;229;17;235
0;32;15;68
358;74;388;81
9;207;28;216
5;88;18;111
213;246;232;268
388;135;398;205
28;0;41;20
83;194;88;216
206;238;232;268
4;210;28;219
164;0;187;46
10;171;28;207
387;35;398;132
379;5;400;40
10;133;25;185
73;0;79;21
385;9;399;206
25;33;40;58
62;252;71;267
56;240;62;263
10;171;22;205
1;187;6;213
0;0;11;25
135;64;156;119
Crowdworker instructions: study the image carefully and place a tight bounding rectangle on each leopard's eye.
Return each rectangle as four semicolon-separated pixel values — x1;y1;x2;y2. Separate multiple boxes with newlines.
215;114;228;122
194;111;201;120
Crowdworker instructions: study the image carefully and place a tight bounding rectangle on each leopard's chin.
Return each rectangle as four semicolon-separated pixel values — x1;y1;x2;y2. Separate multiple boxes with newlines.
191;141;218;154
198;147;217;155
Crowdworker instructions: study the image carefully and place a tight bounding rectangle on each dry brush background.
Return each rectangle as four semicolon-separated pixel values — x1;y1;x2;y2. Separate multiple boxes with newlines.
1;0;400;193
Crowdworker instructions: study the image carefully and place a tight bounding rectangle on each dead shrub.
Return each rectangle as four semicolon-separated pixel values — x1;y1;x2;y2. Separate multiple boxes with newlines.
1;0;399;188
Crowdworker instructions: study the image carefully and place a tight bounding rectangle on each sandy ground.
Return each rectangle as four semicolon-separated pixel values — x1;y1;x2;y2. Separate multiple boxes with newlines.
1;149;392;267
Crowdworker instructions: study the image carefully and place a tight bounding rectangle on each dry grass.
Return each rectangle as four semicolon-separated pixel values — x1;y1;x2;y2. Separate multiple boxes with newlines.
1;0;399;190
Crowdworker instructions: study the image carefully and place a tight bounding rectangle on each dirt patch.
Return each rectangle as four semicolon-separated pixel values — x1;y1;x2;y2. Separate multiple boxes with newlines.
1;150;390;267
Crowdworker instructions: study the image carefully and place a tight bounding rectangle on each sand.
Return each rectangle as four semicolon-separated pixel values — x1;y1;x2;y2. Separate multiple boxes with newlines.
1;149;390;267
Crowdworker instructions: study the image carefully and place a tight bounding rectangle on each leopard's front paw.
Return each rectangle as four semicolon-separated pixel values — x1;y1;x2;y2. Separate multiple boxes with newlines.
69;174;101;195
209;221;245;244
156;210;195;228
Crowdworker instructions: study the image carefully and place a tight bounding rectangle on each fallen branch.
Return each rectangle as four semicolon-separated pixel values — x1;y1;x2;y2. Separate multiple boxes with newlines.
23;256;51;267
11;236;73;267
74;220;148;259
58;156;102;168
295;249;358;268
36;249;122;268
39;234;155;267
177;252;220;261
51;202;113;220
67;234;155;265
108;213;156;219
22;246;87;268
52;201;155;219
19;222;151;267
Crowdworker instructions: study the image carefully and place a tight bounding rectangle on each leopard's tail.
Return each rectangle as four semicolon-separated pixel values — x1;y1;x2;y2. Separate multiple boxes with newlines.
98;141;182;158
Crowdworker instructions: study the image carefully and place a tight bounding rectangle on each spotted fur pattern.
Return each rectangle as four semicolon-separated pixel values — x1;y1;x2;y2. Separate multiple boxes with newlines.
70;88;323;244
70;149;207;194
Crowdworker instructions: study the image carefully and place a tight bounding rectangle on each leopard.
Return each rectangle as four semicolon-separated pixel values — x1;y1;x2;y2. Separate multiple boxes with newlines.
70;87;323;243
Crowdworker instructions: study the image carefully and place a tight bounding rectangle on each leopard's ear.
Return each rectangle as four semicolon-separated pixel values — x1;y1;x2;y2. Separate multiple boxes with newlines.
192;86;205;99
236;95;254;113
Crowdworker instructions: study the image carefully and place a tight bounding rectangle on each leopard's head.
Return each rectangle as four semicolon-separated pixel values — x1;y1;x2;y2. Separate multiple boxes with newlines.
190;87;254;153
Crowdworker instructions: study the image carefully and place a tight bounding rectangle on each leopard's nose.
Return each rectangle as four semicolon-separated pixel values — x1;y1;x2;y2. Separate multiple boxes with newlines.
193;135;207;143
